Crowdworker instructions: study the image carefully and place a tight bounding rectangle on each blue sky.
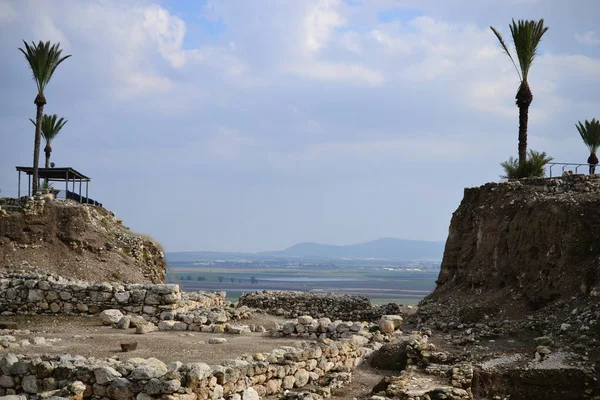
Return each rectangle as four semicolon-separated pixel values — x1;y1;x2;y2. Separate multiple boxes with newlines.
1;0;600;252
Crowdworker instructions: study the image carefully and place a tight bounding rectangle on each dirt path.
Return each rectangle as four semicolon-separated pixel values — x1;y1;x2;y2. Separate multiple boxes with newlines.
330;365;391;400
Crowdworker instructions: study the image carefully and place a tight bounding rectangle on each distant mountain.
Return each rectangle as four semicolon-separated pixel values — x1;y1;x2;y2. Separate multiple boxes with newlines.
259;238;445;260
166;238;445;262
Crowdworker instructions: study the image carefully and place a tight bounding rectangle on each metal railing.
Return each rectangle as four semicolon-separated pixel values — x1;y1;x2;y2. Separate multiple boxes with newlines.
547;162;594;177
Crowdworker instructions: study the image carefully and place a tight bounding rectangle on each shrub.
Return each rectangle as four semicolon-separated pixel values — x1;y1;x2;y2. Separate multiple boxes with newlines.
500;150;553;179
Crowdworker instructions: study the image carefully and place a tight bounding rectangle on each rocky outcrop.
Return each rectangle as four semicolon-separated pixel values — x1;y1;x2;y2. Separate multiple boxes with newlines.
0;197;166;283
423;175;600;320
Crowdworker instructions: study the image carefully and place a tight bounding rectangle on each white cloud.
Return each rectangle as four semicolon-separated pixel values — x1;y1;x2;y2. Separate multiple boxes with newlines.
207;127;257;160
33;14;70;48
303;0;345;52
287;62;384;85
339;31;363;54
371;30;412;54
292;135;493;163
141;5;187;68
114;71;173;99
0;1;17;25
576;31;600;46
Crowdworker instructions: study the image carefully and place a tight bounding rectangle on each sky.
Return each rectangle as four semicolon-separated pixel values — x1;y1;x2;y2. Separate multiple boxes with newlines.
1;0;600;253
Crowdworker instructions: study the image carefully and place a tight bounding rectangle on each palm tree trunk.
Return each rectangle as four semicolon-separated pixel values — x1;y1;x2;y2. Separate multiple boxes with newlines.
517;103;528;167
516;81;533;168
44;150;51;185
32;103;44;194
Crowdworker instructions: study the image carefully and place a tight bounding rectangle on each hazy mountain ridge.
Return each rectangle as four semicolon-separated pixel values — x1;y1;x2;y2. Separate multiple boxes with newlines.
167;238;445;262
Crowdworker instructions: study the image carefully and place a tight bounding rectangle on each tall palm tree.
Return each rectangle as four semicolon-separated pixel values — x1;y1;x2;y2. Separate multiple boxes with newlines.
29;114;68;169
576;119;600;174
491;19;549;168
19;40;71;194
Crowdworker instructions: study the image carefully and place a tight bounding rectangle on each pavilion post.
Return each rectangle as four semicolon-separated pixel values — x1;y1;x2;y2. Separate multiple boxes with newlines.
28;175;31;197
65;172;68;200
79;179;82;203
86;181;89;204
18;171;21;198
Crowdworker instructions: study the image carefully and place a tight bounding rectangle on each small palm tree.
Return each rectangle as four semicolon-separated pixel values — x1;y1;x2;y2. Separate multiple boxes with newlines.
29;114;68;170
19;40;71;194
576;119;600;174
491;20;549;168
500;149;553;179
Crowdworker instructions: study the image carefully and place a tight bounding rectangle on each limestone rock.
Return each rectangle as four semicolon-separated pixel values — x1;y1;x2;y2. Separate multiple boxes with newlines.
116;316;131;330
241;387;260;400
99;309;124;325
129;358;167;380
94;366;122;385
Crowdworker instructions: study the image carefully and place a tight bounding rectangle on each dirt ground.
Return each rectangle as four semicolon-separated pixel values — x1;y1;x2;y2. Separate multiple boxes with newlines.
1;314;304;365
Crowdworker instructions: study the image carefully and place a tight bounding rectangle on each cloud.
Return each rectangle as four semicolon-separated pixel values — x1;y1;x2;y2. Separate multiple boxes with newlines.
207;127;257;160
371;30;412;54
303;0;346;52
295;135;493;162
576;31;600;46
287;62;384;85
0;2;17;25
141;5;187;68
3;0;600;251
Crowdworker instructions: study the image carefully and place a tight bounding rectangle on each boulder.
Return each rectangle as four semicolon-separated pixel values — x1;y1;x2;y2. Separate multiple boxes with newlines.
99;310;124;325
116;316;131;330
242;387;260;400
136;322;157;334
94;366;122;385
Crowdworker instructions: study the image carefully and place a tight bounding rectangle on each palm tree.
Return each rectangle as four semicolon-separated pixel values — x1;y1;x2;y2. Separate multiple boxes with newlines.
19;40;71;194
491;20;549;168
29;114;68;170
576;119;600;174
500;149;553;179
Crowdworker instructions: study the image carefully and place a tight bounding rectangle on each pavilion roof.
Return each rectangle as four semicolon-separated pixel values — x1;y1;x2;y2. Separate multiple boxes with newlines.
15;166;91;182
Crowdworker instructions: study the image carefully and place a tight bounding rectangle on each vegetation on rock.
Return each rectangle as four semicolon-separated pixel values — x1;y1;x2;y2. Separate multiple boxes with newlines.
500;149;553;179
576;118;600;169
491;19;549;169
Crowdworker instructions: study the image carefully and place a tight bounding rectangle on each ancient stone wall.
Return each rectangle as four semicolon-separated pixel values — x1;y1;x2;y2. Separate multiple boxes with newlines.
0;271;224;321
0;337;374;399
238;290;402;322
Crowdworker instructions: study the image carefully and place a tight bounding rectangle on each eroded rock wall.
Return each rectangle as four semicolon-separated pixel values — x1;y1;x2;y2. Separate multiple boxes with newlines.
0;198;166;283
424;174;600;319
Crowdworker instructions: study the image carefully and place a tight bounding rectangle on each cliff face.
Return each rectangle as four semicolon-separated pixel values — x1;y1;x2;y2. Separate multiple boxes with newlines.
0;197;166;283
426;174;600;315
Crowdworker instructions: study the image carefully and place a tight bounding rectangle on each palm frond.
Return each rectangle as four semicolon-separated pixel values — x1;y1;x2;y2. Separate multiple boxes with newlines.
509;19;549;82
30;114;68;144
500;149;553;179
18;40;71;94
490;26;522;80
491;20;548;83
576;119;600;154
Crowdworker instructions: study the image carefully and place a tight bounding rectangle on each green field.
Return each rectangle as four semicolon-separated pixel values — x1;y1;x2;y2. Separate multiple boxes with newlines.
167;263;438;306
